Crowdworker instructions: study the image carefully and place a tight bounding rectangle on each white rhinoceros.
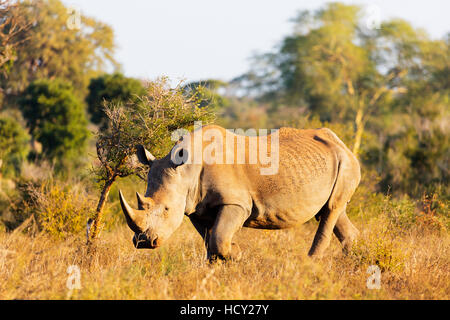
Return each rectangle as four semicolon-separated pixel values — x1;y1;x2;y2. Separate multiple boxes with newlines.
119;125;360;260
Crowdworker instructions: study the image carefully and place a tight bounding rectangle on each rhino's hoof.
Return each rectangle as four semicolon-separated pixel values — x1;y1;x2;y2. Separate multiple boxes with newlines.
208;254;226;264
207;249;242;263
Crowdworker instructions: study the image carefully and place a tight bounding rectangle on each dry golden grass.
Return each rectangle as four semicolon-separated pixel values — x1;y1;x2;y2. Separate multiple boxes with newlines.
0;208;448;300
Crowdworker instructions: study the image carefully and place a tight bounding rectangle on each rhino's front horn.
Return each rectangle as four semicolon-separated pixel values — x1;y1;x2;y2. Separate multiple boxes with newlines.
119;190;147;233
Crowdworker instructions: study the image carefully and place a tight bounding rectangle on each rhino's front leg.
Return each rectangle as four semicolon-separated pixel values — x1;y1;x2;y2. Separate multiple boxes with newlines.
188;214;214;259
209;205;248;262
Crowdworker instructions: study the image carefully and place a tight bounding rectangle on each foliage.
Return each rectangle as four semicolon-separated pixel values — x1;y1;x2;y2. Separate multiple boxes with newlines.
349;175;448;234
19;79;89;164
88;77;215;241
0;116;30;176
350;234;406;273
183;79;230;110
7;180;95;239
415;193;448;234
242;3;373;120
0;0;33;106
216;97;269;129
0;0;118;101
235;2;449;196
94;77;215;184
34;184;93;239
86;73;146;130
0;0;32;77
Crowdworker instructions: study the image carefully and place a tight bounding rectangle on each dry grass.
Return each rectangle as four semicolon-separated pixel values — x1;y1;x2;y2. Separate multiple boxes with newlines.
0;208;448;300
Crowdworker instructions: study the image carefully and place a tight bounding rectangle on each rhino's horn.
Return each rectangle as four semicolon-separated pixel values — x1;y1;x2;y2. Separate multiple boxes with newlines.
136;191;153;210
119;190;146;233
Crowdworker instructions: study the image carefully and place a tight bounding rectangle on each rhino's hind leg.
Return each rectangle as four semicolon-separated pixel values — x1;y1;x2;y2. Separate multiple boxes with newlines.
209;205;247;262
308;154;360;257
333;211;359;254
308;206;346;257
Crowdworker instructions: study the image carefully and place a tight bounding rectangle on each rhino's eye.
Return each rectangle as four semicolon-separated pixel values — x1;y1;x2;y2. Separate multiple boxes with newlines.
161;207;169;218
143;203;151;210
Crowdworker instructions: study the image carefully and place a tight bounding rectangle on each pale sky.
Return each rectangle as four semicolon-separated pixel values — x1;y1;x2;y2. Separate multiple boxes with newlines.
64;0;449;83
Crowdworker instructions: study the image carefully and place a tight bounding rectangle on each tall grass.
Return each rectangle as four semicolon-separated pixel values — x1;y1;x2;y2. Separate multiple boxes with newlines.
0;188;448;299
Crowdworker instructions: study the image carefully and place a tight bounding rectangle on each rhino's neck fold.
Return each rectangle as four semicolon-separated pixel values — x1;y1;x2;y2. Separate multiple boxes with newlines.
184;166;203;216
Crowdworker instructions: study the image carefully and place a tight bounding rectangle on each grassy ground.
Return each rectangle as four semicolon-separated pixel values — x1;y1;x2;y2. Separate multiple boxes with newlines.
1;191;448;299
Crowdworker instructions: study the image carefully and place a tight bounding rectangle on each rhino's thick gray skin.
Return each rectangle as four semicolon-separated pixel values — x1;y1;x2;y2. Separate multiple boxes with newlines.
119;125;361;260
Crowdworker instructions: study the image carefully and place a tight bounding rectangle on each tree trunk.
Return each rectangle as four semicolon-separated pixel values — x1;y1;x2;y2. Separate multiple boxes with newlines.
353;106;364;157
88;177;115;244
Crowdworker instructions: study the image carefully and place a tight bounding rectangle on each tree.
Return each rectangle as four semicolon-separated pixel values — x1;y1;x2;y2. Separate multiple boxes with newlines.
183;79;230;110
0;0;118;103
377;26;450;193
0;0;33;105
0;116;30;176
0;0;31;74
241;4;366;117
86;73;146;130
88;77;215;243
241;4;406;148
238;3;449;195
19;79;89;164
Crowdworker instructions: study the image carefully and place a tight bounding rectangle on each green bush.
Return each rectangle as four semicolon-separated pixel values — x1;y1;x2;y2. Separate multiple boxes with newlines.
19;79;89;164
87;73;146;130
0;116;30;177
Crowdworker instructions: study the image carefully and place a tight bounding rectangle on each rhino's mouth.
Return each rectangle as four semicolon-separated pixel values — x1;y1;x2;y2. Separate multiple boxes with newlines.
132;233;160;249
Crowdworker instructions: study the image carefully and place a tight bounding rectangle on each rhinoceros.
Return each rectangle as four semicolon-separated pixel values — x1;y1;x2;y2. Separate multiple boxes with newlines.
119;125;360;260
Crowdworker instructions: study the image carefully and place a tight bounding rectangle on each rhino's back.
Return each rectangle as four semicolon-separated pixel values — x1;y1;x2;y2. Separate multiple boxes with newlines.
238;128;339;228
196;127;344;229
194;126;355;229
277;127;337;186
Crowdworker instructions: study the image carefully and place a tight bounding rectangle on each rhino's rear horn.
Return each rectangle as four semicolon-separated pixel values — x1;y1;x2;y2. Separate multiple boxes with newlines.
136;192;153;210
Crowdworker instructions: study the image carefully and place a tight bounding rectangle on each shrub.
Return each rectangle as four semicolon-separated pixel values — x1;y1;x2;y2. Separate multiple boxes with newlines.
86;73;146;130
385;196;417;232
349;214;407;273
382;192;447;234
0;116;30;177
88;77;215;241
19;79;89;163
9;181;96;239
350;234;406;273
415;193;448;234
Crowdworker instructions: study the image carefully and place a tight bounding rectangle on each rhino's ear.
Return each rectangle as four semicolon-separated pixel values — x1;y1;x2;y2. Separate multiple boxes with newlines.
171;147;189;167
136;145;155;166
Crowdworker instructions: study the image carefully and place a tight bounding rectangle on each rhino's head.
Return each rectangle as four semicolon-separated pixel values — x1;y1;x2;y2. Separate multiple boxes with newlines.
119;143;193;249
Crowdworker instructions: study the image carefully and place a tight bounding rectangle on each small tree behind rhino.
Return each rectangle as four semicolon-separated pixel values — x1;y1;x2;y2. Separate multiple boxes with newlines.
88;78;214;244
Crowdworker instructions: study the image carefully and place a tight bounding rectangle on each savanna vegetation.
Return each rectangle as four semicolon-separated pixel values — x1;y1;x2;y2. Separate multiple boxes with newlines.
0;1;448;299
